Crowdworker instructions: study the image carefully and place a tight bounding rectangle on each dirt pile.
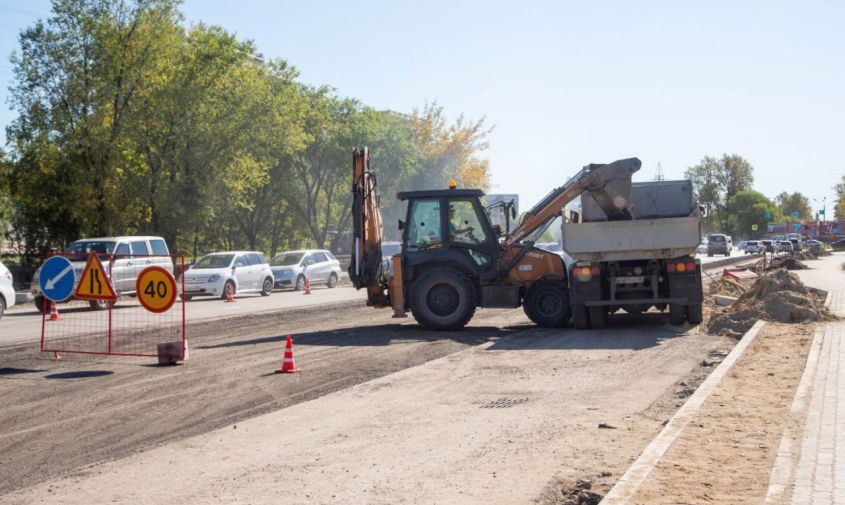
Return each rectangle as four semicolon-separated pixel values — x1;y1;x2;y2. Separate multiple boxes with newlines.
707;277;747;298
551;479;602;505
813;248;832;257
707;269;832;338
756;256;808;272
795;251;817;261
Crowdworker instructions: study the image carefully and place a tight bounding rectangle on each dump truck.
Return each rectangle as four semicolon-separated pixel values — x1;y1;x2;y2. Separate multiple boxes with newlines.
562;179;704;329
349;147;703;331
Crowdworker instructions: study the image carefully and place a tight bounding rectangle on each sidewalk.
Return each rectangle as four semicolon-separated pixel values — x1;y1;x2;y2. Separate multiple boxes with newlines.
782;259;845;504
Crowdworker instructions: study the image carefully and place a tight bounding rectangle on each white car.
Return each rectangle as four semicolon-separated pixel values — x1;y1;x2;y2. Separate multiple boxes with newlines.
744;240;764;254
270;249;342;290
181;251;274;300
0;261;17;319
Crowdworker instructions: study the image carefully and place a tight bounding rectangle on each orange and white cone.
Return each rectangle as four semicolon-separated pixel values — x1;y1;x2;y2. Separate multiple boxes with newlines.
275;335;300;373
49;301;62;321
303;275;311;295
225;284;235;303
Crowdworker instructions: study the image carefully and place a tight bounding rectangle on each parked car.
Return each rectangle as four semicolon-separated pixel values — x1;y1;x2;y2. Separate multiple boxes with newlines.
181;251;273;300
707;234;732;257
696;240;708;254
0;261;16;319
31;236;173;311
777;240;794;253
269;249;342;290
744;240;764;254
832;239;845;252
760;239;775;252
381;242;402;280
804;239;824;251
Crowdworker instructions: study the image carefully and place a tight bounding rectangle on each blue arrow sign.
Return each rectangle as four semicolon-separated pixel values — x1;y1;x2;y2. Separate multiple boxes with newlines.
39;256;75;302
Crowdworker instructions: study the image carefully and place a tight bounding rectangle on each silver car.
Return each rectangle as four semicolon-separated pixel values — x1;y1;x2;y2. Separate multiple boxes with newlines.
270;250;342;290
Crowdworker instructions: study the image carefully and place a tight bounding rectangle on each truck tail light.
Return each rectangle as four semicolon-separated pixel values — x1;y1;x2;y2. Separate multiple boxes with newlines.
685;262;696;272
667;261;696;273
572;264;595;282
666;263;676;273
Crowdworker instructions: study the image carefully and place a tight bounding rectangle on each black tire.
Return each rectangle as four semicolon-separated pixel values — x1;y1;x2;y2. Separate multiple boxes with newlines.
261;277;273;296
34;296;45;313
669;303;686;325
221;281;235;300
588;306;608;329
410;267;477;331
0;295;6;319
294;275;305;291
89;299;112;311
180;293;193;301
523;279;571;328
327;272;338;288
571;305;588;329
687;303;703;325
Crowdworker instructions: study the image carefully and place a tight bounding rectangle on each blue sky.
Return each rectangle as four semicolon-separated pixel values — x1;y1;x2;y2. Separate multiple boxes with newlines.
2;0;843;216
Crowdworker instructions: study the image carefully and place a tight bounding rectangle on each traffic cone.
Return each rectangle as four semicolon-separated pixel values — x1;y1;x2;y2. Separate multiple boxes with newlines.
303;275;311;295
225;284;235;303
275;335;300;373
49;301;62;321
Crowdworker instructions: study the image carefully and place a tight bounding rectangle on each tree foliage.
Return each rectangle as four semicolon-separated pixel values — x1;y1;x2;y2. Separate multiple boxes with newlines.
3;0;491;261
727;190;780;239
834;176;845;221
685;154;754;235
775;192;812;221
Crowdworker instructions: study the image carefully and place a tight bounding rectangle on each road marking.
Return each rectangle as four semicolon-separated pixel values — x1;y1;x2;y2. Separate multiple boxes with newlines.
600;320;766;505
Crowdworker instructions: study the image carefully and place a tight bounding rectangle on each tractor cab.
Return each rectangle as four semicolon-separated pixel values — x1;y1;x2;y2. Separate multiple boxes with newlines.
397;189;501;282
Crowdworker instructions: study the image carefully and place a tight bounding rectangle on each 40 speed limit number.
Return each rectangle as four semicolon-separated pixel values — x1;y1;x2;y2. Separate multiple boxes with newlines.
136;266;178;313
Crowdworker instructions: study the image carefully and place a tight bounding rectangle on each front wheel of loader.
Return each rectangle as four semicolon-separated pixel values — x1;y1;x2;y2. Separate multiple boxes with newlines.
410;267;477;331
523;279;571;328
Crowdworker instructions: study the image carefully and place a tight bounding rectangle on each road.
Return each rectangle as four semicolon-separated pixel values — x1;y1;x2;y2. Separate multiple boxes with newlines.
0;257;766;503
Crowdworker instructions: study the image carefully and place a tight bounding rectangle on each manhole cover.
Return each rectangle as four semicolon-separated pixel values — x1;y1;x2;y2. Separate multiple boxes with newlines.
480;397;529;409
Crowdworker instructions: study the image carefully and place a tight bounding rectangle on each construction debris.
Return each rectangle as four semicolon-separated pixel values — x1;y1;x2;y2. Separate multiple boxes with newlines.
707;277;747;298
755;256;808;272
714;295;739;307
707;269;833;338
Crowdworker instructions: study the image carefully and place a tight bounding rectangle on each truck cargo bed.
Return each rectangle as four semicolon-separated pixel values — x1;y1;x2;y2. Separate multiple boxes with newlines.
562;216;700;262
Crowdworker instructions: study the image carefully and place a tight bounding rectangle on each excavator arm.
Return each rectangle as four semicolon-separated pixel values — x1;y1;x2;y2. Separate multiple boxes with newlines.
504;158;642;247
349;147;388;306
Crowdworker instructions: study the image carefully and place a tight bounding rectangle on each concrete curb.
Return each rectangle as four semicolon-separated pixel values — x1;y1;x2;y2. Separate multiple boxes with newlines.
600;320;767;504
700;253;763;271
763;327;824;504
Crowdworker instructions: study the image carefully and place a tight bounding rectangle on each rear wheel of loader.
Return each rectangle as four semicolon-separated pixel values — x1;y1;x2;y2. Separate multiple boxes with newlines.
687;303;703;325
410;267;477;331
571;305;589;329
669;303;686;325
588;306;608;329
523;279;571;328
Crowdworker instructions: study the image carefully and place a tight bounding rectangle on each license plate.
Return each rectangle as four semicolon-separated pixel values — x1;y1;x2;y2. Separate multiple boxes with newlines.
616;276;644;284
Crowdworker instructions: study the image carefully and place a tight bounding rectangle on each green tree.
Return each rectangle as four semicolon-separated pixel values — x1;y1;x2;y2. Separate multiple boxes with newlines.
834;176;845;221
775;192;812;221
727;190;779;239
685;154;754;235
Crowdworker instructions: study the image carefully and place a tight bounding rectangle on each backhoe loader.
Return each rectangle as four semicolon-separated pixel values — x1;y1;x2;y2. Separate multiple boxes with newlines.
349;147;702;330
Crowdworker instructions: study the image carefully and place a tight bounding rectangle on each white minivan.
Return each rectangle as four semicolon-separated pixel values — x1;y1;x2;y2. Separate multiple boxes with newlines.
31;236;173;311
0;260;17;319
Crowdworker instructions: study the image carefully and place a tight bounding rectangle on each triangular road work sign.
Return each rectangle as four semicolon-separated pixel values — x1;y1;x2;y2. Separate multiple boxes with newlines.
74;252;118;301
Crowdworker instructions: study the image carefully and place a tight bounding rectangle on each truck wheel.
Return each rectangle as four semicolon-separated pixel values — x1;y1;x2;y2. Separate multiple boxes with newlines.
571;305;589;329
687;303;703;325
410;267;477;331
669;303;686;325
523;279;571;328
588;306;608;329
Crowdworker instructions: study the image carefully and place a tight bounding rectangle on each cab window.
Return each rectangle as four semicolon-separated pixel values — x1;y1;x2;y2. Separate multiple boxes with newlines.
406;199;442;252
447;200;488;246
115;243;130;257
130;241;149;256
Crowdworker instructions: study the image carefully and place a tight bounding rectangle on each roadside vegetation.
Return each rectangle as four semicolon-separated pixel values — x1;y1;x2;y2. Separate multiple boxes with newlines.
0;0;491;262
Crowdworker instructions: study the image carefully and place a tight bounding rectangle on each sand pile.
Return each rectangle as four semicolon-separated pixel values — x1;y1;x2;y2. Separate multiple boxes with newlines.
707;269;832;338
757;256;808;271
707;277;747;298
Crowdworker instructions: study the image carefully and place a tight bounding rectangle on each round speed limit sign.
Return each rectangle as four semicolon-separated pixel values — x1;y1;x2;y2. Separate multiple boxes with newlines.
136;266;177;313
